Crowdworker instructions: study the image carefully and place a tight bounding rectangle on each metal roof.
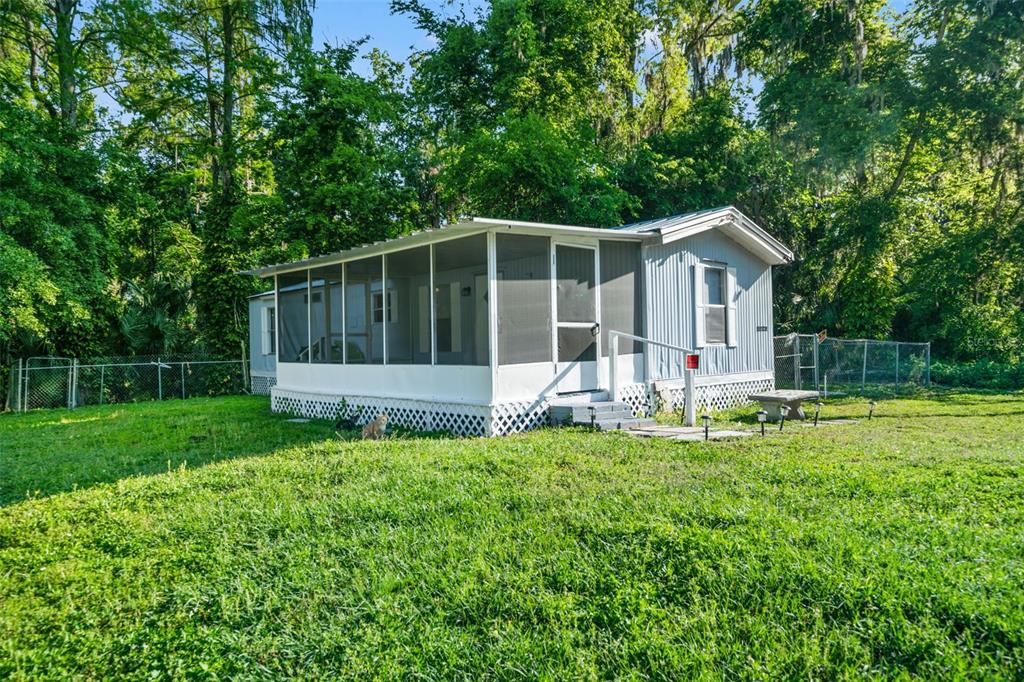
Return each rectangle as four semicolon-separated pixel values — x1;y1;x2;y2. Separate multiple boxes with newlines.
239;206;793;278
612;206;732;234
240;216;644;278
612;206;794;264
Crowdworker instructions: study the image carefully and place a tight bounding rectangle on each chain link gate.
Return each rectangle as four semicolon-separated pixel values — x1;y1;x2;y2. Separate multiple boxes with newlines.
773;334;819;391
7;355;249;412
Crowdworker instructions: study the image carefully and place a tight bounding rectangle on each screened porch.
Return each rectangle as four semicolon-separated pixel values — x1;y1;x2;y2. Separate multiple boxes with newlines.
271;228;644;405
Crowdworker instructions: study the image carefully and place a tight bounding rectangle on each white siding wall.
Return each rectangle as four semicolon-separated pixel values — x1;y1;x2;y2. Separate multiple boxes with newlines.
248;296;277;375
642;231;775;379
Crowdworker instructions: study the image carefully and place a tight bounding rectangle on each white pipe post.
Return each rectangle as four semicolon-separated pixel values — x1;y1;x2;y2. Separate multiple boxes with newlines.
684;366;696;427
157;357;163;401
609;333;618;401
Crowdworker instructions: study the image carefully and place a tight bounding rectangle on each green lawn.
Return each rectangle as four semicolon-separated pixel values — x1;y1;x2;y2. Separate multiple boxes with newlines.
1;393;1022;679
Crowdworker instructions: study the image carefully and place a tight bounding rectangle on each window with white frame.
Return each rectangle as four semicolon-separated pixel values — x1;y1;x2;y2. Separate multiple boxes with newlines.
262;306;276;355
372;290;396;324
703;266;726;344
694;262;738;348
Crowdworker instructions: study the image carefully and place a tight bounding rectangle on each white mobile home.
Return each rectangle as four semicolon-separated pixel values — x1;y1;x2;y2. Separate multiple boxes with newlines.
244;206;793;435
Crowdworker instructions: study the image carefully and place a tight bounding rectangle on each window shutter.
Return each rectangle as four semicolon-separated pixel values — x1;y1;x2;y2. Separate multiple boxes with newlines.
694;263;706;348
726;267;738;347
450;282;462;353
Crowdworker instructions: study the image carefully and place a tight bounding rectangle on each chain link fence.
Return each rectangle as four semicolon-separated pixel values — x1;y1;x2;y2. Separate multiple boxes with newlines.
6;354;248;413
774;335;931;395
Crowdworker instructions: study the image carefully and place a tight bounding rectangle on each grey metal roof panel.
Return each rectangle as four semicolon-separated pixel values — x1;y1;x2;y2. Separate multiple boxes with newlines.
612;206;732;233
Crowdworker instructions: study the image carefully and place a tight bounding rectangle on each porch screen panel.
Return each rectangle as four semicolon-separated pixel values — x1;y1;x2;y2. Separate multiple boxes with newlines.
310;265;343;363
599;241;642;356
433;234;488;365
344;256;384;364
386;246;431;364
277;271;309;363
496;234;551;365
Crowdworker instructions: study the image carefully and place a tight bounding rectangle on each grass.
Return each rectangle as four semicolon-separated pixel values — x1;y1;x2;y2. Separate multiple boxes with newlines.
1;392;1022;679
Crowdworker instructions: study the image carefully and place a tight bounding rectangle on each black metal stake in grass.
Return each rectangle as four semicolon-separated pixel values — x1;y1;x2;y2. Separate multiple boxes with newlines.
814;401;823;426
779;404;790;432
589;405;597;430
702;413;711;441
757;410;767;437
868;400;876;420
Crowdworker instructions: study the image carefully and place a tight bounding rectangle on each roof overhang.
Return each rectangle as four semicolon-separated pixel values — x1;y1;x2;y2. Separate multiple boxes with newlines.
239;216;647;278
655;207;794;265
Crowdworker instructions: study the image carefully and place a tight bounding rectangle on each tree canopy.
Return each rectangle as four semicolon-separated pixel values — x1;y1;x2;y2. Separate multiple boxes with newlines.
1;0;1021;372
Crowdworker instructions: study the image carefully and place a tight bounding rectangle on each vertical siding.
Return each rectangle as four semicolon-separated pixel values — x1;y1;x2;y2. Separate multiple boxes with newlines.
248;297;277;374
643;231;774;378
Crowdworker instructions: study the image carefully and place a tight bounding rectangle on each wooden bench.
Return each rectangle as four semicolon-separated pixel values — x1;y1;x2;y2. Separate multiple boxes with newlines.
747;390;820;421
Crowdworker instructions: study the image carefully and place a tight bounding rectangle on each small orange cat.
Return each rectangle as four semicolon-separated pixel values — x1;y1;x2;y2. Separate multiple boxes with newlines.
361;413;389;440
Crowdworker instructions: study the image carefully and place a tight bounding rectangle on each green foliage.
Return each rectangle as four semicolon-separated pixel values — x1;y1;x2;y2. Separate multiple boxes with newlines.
1;0;1023;381
2;393;1024;676
271;45;428;255
932;360;1024;390
0;100;112;358
440;113;634;225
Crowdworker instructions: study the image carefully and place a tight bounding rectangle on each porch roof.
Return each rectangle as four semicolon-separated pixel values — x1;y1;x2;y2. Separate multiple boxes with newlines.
240;216;646;278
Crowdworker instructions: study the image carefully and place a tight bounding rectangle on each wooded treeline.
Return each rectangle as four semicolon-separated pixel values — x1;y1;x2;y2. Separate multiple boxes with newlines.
1;0;1021;375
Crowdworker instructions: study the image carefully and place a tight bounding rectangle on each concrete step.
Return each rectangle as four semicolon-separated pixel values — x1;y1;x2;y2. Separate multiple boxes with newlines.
593;417;657;431
550;401;639;426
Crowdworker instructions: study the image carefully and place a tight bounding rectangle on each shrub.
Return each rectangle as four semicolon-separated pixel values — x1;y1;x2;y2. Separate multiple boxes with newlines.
931;360;1024;390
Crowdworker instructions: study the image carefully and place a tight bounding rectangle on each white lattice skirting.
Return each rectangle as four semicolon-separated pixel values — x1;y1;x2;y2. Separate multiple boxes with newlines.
620;376;775;416
250;374;277;396
271;376;774;437
272;388;492;436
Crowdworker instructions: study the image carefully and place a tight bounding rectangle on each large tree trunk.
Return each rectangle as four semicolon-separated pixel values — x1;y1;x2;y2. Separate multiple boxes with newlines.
51;0;78;132
219;0;236;200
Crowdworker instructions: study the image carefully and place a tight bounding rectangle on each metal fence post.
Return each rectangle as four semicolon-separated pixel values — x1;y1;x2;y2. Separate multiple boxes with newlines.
11;358;22;412
99;365;105;405
794;334;801;390
66;361;73;409
895;343;900;386
71;359;79;408
925;342;931;387
181;363;186;399
157;357;163;400
861;340;868;391
813;334;820;392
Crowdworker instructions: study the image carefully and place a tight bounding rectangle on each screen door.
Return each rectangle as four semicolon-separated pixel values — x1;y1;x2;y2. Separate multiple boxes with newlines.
555;244;599;392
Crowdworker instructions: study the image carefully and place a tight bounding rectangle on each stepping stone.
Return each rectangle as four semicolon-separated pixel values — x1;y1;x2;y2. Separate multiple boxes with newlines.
625;425;753;441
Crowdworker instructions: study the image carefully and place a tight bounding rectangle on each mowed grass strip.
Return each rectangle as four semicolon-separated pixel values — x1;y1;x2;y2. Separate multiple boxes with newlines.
0;393;1022;679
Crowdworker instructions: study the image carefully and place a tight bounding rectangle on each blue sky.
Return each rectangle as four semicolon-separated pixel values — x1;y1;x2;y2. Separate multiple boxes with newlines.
311;0;469;73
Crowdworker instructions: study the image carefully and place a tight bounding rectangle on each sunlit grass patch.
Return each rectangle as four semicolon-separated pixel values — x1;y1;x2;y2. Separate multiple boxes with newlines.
1;392;1022;679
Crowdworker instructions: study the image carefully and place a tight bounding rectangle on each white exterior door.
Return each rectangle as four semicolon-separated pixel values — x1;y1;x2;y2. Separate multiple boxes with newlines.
554;243;599;393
